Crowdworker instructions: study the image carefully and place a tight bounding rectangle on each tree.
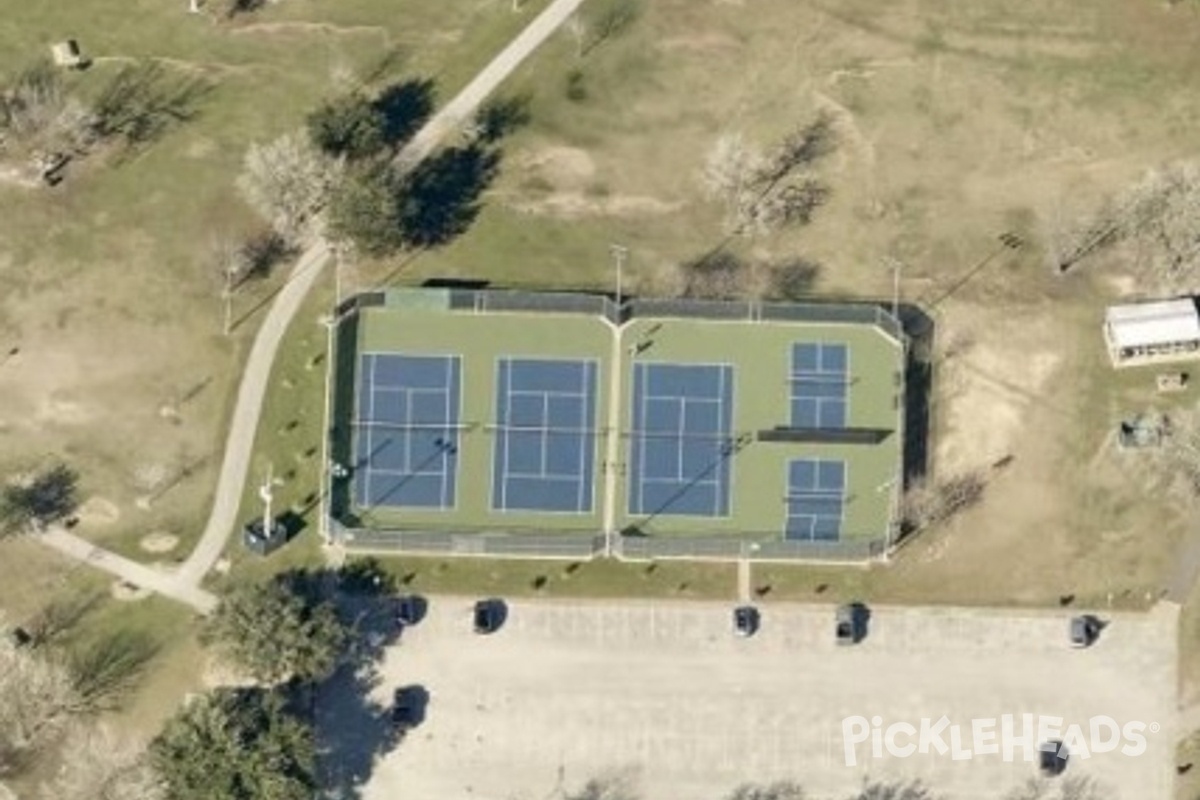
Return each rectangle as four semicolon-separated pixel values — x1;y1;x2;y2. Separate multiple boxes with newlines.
325;167;405;256
151;688;315;800
0;639;79;776
41;725;163;800
703;115;836;236
899;470;986;538
849;779;937;800
204;576;347;685
306;94;385;160
0;463;78;536
236;132;341;243
726;782;808;800
68;630;160;712
564;771;641;800
1003;776;1107;800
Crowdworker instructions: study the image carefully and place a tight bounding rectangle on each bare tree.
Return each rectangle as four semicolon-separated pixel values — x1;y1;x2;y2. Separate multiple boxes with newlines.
236;131;342;244
850;779;938;800
0;640;79;775
726;781;808;800
899;469;986;537
564;770;641;800
1002;776;1108;800
702;115;836;236
40;725;163;800
565;14;588;59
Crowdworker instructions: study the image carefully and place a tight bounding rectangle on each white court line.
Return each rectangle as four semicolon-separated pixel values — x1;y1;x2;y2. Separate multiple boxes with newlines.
362;354;377;505
574;365;588;512
715;364;729;516
674;398;687;481
539;392;550;478
634;364;649;514
439;357;453;508
496;359;512;511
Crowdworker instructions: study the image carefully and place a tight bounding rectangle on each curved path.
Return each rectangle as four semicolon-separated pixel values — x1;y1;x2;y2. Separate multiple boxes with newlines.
34;0;589;613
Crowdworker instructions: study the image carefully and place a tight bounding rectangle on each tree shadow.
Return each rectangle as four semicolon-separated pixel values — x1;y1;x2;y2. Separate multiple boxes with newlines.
224;0;266;18
313;589;410;799
398;143;501;247
373;77;435;149
896;302;935;486
91;61;212;157
765;256;821;300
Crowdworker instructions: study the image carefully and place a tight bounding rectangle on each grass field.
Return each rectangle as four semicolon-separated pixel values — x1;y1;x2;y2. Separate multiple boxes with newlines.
0;0;553;566
317;0;1200;612
334;293;903;550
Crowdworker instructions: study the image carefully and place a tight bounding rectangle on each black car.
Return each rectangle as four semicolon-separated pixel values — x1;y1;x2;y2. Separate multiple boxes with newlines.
836;602;869;645
1039;740;1068;775
392;686;418;726
396;595;425;627
473;598;505;634
1070;615;1101;648
733;606;760;637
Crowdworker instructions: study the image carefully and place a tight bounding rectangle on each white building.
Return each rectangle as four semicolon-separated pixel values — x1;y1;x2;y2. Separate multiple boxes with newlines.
1104;299;1200;367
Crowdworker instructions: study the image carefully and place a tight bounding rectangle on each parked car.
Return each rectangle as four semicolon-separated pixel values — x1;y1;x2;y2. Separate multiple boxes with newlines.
733;606;760;637
1070;615;1101;648
391;686;423;728
473;598;505;634
836;603;868;645
396;595;426;627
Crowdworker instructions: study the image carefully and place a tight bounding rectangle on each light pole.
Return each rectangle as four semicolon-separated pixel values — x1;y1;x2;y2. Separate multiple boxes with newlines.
610;244;628;309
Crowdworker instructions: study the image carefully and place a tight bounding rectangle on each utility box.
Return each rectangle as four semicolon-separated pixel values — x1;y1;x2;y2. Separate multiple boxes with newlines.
242;517;287;556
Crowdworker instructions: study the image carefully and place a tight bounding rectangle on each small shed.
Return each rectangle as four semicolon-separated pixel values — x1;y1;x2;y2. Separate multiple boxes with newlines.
1104;299;1200;368
242;517;287;556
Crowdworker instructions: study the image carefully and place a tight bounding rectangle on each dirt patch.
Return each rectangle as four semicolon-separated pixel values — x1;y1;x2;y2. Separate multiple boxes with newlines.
516;145;596;189
77;496;120;526
935;303;1067;472
509;191;683;219
657;32;742;53
140;531;179;554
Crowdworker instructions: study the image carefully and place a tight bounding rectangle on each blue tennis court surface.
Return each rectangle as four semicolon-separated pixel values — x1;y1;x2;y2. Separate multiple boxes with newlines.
785;458;845;540
492;358;599;513
354;353;462;509
790;342;848;428
628;363;734;517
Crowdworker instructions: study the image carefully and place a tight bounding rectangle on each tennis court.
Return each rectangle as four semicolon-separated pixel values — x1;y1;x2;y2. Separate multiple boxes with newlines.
627;362;735;518
492;358;599;513
790;342;849;429
353;353;462;510
785;457;846;541
332;291;904;555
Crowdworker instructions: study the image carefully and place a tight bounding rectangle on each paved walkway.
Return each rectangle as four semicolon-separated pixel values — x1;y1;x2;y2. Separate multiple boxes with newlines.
31;0;591;614
395;0;588;169
40;527;217;613
177;240;331;588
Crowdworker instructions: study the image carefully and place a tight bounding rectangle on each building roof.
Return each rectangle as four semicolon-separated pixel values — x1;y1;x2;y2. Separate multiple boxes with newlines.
1106;299;1200;350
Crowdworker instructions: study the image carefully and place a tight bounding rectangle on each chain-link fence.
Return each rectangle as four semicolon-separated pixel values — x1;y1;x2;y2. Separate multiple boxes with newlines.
335;523;604;559
615;534;884;562
329;287;905;562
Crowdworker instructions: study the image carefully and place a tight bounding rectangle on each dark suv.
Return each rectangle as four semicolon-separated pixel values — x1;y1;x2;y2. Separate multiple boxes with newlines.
836;603;868;645
473;598;505;634
733;606;760;637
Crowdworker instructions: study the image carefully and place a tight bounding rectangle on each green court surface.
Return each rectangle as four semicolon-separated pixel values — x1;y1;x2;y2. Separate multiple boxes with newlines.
329;290;904;556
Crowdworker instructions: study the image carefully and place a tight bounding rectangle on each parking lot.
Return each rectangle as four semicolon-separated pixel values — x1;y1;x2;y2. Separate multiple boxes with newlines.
330;598;1177;800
